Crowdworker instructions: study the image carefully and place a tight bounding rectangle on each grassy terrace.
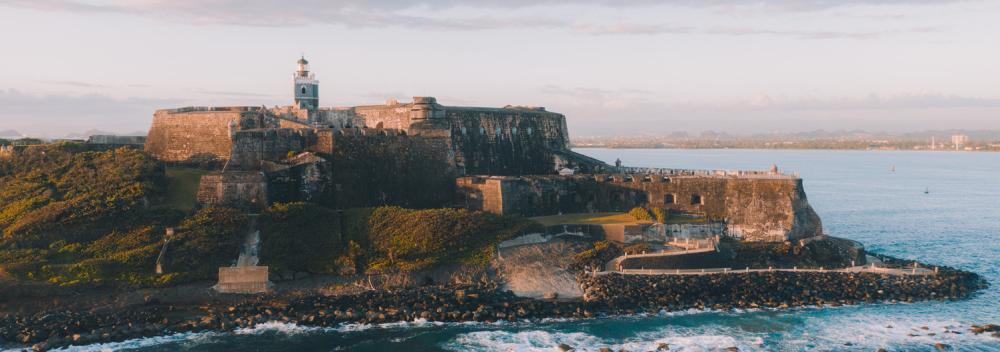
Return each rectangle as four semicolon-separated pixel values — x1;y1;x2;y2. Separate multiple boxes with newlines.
529;212;648;227
164;167;209;211
530;212;707;227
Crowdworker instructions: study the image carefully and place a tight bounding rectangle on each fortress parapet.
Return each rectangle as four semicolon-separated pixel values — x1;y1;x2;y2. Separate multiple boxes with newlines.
616;166;799;180
457;170;822;242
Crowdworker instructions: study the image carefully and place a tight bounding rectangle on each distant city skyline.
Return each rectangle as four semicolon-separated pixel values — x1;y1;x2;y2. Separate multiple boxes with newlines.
1;0;999;137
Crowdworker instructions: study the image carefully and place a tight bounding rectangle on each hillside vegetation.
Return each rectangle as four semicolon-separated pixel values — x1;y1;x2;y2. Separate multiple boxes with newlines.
0;146;542;287
259;204;543;274
0;145;248;286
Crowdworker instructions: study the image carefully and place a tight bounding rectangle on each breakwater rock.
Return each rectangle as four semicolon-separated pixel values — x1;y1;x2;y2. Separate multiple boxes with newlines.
580;266;987;311
1;283;614;351
1;259;988;350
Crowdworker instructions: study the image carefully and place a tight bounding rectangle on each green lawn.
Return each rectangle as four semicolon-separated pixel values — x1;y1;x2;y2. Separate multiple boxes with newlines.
529;212;647;227
163;167;208;212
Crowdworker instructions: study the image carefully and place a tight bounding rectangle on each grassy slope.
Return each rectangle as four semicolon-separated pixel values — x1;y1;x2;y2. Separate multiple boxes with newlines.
530;212;642;227
164;167;208;212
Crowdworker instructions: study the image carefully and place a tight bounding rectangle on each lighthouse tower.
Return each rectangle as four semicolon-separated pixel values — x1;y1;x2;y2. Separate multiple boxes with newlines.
294;56;319;110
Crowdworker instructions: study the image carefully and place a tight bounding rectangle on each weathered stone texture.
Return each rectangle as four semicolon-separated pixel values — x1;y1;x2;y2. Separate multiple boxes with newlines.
353;98;582;176
263;153;330;203
446;108;570;175
145;107;280;165
145;110;239;164
457;174;823;242
196;171;268;211
229;129;315;169
320;130;457;209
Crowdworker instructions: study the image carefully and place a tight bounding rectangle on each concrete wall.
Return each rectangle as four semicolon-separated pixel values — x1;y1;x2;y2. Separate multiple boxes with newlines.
456;174;823;242
216;266;269;293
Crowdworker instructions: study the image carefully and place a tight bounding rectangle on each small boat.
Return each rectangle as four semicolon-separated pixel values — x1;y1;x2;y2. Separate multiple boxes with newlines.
924;187;930;194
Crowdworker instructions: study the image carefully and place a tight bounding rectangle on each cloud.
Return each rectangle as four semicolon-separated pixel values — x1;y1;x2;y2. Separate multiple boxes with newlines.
43;80;109;88
197;90;280;98
0;0;962;39
0;89;180;136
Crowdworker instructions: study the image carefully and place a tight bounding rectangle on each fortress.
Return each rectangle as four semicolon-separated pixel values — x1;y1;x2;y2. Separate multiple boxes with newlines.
145;57;822;242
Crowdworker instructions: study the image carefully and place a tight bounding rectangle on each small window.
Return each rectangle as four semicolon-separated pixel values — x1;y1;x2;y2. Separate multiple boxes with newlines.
691;194;703;205
664;194;675;204
301;86;307;94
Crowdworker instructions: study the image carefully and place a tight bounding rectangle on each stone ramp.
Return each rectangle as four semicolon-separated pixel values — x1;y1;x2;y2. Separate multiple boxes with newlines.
494;238;588;299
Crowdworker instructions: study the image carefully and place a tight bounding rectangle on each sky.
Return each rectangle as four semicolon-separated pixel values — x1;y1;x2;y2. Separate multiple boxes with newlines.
0;0;999;137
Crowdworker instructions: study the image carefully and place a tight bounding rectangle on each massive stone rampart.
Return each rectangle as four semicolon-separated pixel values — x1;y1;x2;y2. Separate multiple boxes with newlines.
145;107;280;165
315;129;457;209
353;97;584;175
457;173;822;241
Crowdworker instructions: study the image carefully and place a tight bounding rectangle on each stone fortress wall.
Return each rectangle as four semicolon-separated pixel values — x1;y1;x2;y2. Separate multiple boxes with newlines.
196;171;268;211
352;97;580;175
457;171;823;242
145;96;589;176
142;58;822;243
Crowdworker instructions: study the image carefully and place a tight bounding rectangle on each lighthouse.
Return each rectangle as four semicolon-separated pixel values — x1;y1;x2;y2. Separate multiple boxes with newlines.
294;56;319;110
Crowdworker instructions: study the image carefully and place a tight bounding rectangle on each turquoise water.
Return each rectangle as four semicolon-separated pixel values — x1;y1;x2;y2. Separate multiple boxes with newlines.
60;149;1000;351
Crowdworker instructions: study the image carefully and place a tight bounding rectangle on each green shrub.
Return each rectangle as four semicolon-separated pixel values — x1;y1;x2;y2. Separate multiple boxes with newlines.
624;243;651;255
167;207;248;279
365;206;542;271
258;202;340;274
651;207;667;224
627;207;652;222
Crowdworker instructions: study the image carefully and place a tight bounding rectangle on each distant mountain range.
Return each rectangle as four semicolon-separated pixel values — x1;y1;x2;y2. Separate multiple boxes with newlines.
1;129;147;140
0;130;24;139
579;129;1000;142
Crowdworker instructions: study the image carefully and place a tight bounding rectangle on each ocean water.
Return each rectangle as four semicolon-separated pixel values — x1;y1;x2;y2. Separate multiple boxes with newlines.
58;149;1000;351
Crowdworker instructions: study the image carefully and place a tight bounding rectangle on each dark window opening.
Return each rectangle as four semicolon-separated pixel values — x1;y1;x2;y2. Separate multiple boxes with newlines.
664;194;675;204
301;86;307;94
690;194;703;205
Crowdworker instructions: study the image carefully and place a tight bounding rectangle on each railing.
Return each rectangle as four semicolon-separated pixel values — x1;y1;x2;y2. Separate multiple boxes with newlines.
615;166;799;179
601;262;938;277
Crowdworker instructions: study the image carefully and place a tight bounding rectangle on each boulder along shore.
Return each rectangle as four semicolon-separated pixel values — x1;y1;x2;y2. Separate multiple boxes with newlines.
0;256;989;351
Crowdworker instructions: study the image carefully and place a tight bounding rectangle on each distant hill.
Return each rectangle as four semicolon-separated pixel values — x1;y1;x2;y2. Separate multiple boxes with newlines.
62;129;119;139
0;129;23;139
62;129;148;139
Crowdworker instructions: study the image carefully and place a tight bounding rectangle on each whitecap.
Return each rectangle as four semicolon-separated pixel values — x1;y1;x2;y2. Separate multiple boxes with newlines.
789;315;1000;350
36;331;218;352
445;330;605;352
234;321;329;335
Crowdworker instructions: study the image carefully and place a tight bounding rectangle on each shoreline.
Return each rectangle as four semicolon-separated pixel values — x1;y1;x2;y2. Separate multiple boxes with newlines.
1;255;989;351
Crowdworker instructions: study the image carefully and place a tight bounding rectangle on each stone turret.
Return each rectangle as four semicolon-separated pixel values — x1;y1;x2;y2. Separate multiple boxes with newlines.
409;96;443;120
